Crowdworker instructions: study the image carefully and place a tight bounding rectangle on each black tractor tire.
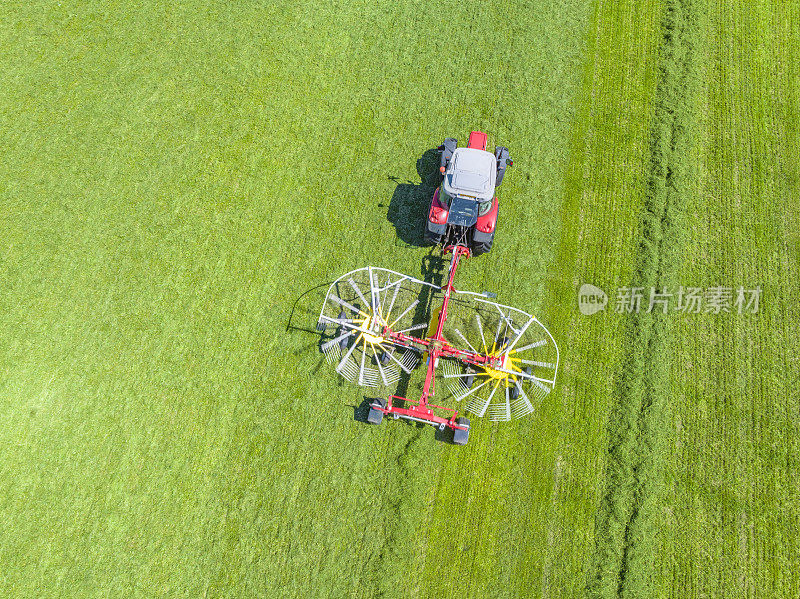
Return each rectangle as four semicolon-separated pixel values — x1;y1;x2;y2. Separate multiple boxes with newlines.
472;235;493;256
439;138;458;174
424;225;443;246
464;373;475;389
367;398;387;425
509;382;520;400
453;417;470;445
379;349;393;366
494;146;511;187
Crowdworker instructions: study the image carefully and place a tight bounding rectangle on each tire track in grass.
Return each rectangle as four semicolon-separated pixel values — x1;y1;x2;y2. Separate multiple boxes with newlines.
587;0;703;597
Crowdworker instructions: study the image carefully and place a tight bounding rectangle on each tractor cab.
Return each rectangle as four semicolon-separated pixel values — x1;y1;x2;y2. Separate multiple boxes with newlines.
440;148;497;226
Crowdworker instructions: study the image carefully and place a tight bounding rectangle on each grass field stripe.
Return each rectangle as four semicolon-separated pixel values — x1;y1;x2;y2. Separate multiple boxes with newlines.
347;278;370;310
389;299;419;328
510;339;547;353
475;313;487;353
453;328;478;354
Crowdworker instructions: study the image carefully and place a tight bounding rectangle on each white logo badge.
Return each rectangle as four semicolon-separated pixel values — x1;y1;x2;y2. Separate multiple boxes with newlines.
579;284;608;315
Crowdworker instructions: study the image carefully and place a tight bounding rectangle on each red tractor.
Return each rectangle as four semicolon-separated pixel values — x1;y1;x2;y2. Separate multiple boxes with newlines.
424;131;513;256
317;131;558;445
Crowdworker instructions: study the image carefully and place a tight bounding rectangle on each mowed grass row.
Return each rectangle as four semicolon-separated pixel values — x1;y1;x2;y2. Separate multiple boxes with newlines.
0;1;613;596
661;1;800;597
586;0;706;597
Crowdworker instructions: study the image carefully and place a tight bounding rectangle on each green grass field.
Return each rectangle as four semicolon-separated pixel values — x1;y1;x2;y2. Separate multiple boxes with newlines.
1;1;797;597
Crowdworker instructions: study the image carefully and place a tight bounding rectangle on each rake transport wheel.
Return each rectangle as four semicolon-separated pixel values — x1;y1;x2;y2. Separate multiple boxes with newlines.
318;267;433;388
368;398;387;425
452;417;470;445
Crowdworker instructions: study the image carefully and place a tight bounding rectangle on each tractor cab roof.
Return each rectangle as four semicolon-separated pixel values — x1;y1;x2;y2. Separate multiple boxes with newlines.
443;148;496;203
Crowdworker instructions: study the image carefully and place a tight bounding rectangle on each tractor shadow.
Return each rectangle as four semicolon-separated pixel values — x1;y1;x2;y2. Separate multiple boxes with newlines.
385;147;441;247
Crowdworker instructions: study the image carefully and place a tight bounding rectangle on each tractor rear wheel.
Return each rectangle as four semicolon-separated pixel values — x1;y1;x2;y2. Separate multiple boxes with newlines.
472;235;493;256
424;224;443;246
367;398;386;425
453;417;470;445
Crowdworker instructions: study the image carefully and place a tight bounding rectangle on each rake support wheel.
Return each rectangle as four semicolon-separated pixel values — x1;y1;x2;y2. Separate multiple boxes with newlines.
453;417;470;445
368;398;386;425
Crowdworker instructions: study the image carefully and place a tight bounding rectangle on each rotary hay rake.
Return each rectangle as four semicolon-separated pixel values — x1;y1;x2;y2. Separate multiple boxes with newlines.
316;133;559;444
316;250;559;445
